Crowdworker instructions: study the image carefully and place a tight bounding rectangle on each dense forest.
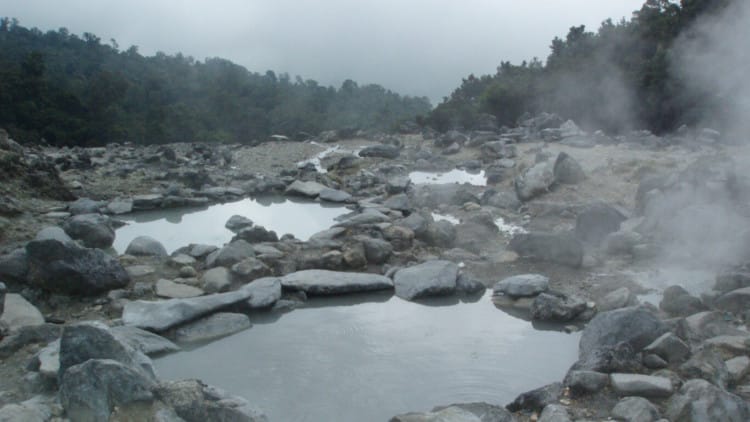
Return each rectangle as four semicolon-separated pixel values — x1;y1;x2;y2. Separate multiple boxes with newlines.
427;0;736;135
0;19;431;146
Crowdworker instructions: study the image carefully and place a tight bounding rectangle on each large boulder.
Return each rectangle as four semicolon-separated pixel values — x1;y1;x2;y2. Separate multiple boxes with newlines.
281;269;393;295
553;152;585;184
111;326;180;357
245;277;282;309
0;248;29;282
25;239;130;295
62;213;115;249
509;232;583;268
531;293;587;322
609;373;673;398
714;286;750;314
666;379;749;422
124;236;168;257
206;240;255;268
574;203;626;246
156;379;268;422
515;161;554;201
393;260;458;301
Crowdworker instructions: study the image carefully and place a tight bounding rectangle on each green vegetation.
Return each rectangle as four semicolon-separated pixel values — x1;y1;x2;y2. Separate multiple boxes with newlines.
0;18;431;146
428;0;734;134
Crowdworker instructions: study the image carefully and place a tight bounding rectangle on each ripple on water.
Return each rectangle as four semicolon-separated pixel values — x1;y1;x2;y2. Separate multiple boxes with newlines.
155;292;580;422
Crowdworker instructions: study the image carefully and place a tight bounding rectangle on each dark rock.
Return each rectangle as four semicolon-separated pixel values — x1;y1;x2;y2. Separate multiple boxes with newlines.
456;273;486;295
509;232;583;267
398;213;428;237
714;271;750;295
25;239;129;295
531;292;587;322
564;370;609;396
610;373;673;398
0;248;28;283
679;347;730;388
233;225;279;243
643;354;668;369
383;193;410;211
575;203;626;246
506;382;562;413
156;379;268;422
553;152;585;184
359;144;400;159
659;285;706;317
611;397;660;422
281;269;393;295
666;379;749;422
386;176;411;194
62;213;115;249
206;240;255;268
493;274;549;298
225;215;254;233
643;332;690;364
0;281;5;317
132;194;164;210
383;225;414;250
125;236;168;257
394;260;458;300
515;161;554;201
715;286;750;315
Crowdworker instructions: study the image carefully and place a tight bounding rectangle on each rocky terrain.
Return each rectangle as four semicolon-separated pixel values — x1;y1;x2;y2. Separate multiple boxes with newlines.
1;117;749;421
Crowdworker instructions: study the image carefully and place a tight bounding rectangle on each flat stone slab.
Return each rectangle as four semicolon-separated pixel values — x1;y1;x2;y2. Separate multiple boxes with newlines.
493;274;549;298
394;260;458;301
285;180;328;197
610;373;673;398
155;279;204;299
111;326;180;356
173;312;251;344
281;269;393;295
245;277;282;309
122;285;256;332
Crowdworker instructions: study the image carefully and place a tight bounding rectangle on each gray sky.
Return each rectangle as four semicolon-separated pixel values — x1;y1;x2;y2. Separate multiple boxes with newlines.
1;0;644;104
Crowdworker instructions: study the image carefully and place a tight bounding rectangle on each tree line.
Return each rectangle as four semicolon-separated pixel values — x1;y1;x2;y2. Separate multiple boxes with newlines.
0;18;431;146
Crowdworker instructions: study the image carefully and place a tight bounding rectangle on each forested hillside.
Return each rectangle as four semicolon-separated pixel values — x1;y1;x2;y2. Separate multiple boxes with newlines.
427;0;735;134
0;19;431;146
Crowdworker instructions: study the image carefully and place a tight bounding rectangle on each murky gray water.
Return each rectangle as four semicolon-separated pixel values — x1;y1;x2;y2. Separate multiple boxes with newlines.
409;169;487;186
113;197;348;254
155;292;579;422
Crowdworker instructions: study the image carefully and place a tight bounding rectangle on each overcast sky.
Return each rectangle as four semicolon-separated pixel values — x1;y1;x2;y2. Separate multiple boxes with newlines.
2;0;644;104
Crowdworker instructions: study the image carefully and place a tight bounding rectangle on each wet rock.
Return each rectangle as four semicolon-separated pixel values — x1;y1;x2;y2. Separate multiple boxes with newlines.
611;396;660;422
0;248;29;282
0;396;54;421
666;379;749;422
357;236;393;264
125;236;168;257
514;160;554;201
597;287;638;312
659;285;706;317
575;203;626;246
0;294;44;332
281;269;393;295
68;198;103;215
62;213;115;249
34;226;73;242
206;240;255;268
319;188;352;203
285;180;327;198
531;292;587;322
173;312;251;344
539;404;571;422
225;215;254;233
358;144;400;159
231;257;271;283
111;326;180;356
714;286;750;314
553;152;585;184
122;286;256;331
0;323;62;359
156;279;204;299
676;311;745;343
233;225;279;243
679;347;730;388
424;220;457;248
610;373;673;398
132;194;164;210
456;273;486;295
201;267;232;294
394;260;458;301
509;232;583;267
156;379;268;422
493;274;549;298
245;277;282;309
106;199;133;215
564;370;609;395
643;332;690;364
383;193;410;211
392;402;514;422
26;240;130;295
506;382;562;413
60;359;156;422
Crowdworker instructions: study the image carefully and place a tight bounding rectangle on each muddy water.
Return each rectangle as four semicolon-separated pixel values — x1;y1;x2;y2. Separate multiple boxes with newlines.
155;292;580;422
409;169;487;186
112;197;348;254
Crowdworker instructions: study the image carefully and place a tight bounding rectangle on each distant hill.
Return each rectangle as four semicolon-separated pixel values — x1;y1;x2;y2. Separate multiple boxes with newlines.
0;18;431;146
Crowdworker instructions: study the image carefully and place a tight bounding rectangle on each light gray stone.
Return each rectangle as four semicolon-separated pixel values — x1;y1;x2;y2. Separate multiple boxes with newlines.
0;294;44;332
319;188;352;203
281;269;393;295
201;267;232;294
643;332;690;363
0;396;54;422
107;199;133;215
610;373;673;398
597;287;637;312
726;356;750;383
173;312;251;344
715;286;750;314
539;404;571;422
666;379;750;422
493;274;549;298
515;160;554;201
125;236;168;257
285;180;327;197
394;260;458;301
611;397;660;422
156;379;268;422
63;213;115;249
156;279;204;299
245;277;282;309
111;326;180;356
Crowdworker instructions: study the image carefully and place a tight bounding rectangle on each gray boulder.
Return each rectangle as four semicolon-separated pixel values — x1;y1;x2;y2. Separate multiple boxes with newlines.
575;203;626;246
25;239;129;295
643;332;690;364
493;274;549;298
553;152;585;184
679;347;730;388
358;144;400;159
715;286;750;314
173;312;251;344
206;240;255;268
202;267;232;294
156;379;268;422
539;404;571;422
424;220;457;248
319;188;352;203
68;198;103;215
155;279;204;299
509;232;583;267
611;397;660;422
357;236;393;264
231;257;271;283
62;213;115;249
225;215;254;233
666;379;749;422
111;326;180;357
610;373;673;398
506;382;562;413
659;285;707;317
285;180;328;198
281;269;393;295
34;226;73;242
125;235;168;257
531;293;587;322
0;293;44;331
0;248;29;282
515;160;554;201
394;260;458;301
245;277;282;309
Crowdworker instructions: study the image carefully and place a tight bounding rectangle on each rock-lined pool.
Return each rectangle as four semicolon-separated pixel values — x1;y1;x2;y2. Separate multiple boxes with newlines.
155;291;580;422
113;197;348;254
409;169;487;186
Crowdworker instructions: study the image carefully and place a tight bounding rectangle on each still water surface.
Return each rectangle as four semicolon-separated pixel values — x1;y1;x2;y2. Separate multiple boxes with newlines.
155;292;579;422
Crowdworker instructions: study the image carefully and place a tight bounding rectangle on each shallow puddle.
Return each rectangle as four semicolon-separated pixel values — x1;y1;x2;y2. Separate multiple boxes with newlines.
155;292;580;422
113;197;348;254
409;169;487;186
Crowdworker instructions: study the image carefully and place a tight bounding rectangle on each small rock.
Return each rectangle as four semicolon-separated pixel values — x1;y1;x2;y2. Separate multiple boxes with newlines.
611;396;660;422
531;292;587;322
125;236;168;257
225;215;253;233
393;260;458;301
0;294;45;332
201;267;232;294
598;287;638;312
539;404;571;422
493;274;549;298
659;285;706;317
610;373;673;398
564;370;609;396
726;356;750;383
319;188;352;203
506;382;562;413
643;332;690;364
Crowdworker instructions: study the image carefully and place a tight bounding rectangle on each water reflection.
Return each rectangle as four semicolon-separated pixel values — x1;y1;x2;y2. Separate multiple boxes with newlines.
409;169;487;186
113;196;348;254
155;292;579;422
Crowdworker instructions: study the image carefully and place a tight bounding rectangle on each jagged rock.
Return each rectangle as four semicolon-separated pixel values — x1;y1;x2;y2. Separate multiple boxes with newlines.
515;160;554;201
156;279;204;299
611;397;660;422
358;144;400;159
659;285;706;317
111;326;180;356
225;215;254;233
281;269;393;295
564;370;609;395
231;257;271;283
206;240;255;268
201;267;232;294
173;312;251;344
0;248;29;282
506;382;562;413
676;311;745;343
0;294;44;332
59;359;156;422
122;285;256;331
245;277;282;309
597;287;638;312
553;152;585;184
156;379;268;422
319;188;352;203
509;232;583;267
666;379;750;422
62;213;115;249
539;404;571;422
643;333;690;364
531;292;587;322
285;180;328;198
610;373;673;398
393;260;458;301
714;286;750;314
575;203;626;246
125;236;168;257
493;274;549;298
392;402;514;422
233;225;278;243
26;240;130;295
